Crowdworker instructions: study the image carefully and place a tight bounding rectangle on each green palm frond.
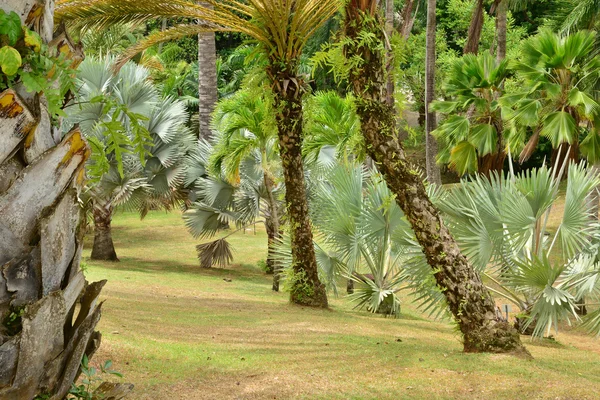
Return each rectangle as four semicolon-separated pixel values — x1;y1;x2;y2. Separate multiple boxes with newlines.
303;91;363;166
57;0;341;66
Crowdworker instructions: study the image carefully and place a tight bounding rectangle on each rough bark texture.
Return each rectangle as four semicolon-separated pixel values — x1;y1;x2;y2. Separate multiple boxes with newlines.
495;0;507;62
0;2;107;397
343;6;526;353
197;2;218;140
425;0;442;185
91;205;119;262
464;0;484;54
267;64;327;307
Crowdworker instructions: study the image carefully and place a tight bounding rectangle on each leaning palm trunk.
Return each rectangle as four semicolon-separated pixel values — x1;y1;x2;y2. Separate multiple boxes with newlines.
343;3;526;353
91;202;119;261
0;2;107;397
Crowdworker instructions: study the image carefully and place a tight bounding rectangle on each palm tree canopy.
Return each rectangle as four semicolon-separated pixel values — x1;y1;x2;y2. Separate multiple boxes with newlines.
210;90;278;184
56;0;341;67
497;29;600;163
65;56;193;213
432;51;510;174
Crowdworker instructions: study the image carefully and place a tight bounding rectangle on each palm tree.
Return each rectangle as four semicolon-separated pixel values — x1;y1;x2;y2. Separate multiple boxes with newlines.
341;0;526;353
65;57;193;260
313;165;414;317
425;0;442;185
438;163;600;337
197;22;217;139
432;51;510;176
501;30;600;166
210;90;284;289
57;0;339;306
0;3;112;398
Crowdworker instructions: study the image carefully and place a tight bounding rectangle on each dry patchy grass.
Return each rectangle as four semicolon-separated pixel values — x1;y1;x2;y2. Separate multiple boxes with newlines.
83;210;600;400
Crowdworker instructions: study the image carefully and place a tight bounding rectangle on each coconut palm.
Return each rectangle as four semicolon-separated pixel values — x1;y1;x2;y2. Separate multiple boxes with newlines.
438;163;600;337
501;30;600;166
0;3;114;397
56;0;339;307
340;0;526;352
432;51;510;176
65;56;193;260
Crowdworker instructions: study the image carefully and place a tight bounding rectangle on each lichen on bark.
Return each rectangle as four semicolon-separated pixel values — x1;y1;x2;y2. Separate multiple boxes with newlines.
342;4;527;354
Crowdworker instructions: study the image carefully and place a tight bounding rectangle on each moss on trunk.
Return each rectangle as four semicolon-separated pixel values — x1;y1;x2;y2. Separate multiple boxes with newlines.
343;6;526;354
267;64;327;307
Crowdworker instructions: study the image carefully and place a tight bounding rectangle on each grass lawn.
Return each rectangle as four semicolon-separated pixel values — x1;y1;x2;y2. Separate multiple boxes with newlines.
84;210;600;400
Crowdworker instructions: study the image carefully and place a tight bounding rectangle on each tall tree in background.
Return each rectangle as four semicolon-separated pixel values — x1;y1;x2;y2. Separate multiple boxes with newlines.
0;2;110;398
464;0;484;54
494;0;507;61
197;3;218;139
341;0;526;353
399;0;419;39
56;0;339;307
425;0;442;184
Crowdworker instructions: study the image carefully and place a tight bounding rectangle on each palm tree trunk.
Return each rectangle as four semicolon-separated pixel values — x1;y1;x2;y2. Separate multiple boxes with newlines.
495;0;507;62
0;3;108;397
197;2;218;140
343;4;526;354
266;65;327;307
425;0;442;185
91;204;119;262
464;0;484;54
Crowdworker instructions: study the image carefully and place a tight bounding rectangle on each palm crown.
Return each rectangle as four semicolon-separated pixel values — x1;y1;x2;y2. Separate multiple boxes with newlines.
432;51;510;175
501;29;600;163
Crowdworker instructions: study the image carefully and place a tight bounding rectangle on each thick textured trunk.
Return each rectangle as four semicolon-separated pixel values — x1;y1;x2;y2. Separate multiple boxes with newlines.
267;65;327;307
91;205;119;262
0;2;108;397
425;0;442;185
495;0;507;62
464;0;484;54
344;7;526;354
197;4;218;140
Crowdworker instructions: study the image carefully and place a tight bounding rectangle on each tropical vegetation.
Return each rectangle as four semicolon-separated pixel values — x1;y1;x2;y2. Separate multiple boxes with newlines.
4;0;600;397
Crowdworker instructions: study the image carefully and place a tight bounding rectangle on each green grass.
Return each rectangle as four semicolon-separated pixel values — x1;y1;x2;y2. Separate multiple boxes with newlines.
84;210;600;399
